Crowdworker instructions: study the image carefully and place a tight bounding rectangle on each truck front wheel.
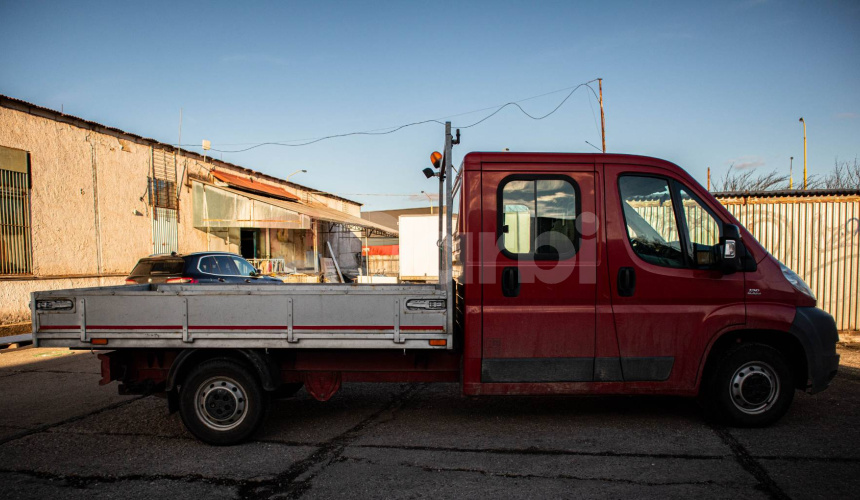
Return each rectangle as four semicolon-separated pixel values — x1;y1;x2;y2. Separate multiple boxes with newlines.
178;359;268;445
705;343;795;427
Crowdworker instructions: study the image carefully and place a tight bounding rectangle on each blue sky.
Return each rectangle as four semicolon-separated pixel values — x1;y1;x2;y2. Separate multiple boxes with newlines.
1;0;858;210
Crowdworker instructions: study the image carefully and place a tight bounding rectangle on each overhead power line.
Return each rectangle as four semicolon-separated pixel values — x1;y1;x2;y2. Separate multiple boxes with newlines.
174;78;601;154
207;119;446;153
455;80;600;129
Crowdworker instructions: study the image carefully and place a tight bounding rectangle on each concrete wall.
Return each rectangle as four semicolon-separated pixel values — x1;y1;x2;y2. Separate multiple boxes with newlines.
0;102;362;326
0;277;125;325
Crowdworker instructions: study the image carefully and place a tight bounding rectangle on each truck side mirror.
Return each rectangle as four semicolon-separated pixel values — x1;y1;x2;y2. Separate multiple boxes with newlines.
719;224;743;275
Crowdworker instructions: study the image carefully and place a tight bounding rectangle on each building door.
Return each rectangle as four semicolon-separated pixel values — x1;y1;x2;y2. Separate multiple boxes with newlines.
240;229;259;259
480;167;598;383
150;149;178;254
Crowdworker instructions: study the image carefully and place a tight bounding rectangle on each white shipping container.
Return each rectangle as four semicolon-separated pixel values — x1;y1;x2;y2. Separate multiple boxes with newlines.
399;215;442;281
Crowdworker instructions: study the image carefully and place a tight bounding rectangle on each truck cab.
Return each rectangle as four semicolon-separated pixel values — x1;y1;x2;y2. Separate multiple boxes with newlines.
455;152;839;425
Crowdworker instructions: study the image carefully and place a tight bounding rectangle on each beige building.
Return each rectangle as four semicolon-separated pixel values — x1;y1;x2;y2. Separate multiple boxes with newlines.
0;94;395;330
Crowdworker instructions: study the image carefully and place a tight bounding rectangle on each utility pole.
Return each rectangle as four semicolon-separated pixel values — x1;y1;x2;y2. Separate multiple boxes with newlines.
707;167;711;191
598;78;606;153
789;156;794;189
421;191;433;214
799;117;807;189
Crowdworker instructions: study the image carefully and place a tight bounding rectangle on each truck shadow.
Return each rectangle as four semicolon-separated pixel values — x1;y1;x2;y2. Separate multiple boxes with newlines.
4;346;856;444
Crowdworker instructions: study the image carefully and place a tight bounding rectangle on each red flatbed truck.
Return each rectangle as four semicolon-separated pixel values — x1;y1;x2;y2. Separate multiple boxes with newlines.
32;124;839;445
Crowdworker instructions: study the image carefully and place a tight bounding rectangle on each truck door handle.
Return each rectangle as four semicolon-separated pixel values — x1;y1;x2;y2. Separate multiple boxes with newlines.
502;267;520;297
617;267;636;297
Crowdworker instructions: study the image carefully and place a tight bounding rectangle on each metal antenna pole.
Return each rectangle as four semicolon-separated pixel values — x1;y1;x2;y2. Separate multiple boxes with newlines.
443;122;454;337
177;108;182;158
438;150;444;280
598;78;606;153
799;117;807;190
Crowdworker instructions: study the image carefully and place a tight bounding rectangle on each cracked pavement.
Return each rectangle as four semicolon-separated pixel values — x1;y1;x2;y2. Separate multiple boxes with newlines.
1;345;859;499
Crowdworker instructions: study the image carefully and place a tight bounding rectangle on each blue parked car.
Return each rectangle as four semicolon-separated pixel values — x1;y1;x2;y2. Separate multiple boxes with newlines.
125;252;283;285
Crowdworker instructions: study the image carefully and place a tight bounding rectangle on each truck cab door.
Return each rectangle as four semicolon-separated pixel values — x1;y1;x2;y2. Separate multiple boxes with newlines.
604;165;745;388
480;166;598;385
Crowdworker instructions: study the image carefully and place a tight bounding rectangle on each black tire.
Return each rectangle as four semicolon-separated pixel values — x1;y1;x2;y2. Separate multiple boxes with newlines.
178;359;268;445
704;343;794;427
271;382;304;399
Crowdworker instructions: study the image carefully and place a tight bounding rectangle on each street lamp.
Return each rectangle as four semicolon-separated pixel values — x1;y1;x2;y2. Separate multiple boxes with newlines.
789;156;794;189
799;118;807;190
421;190;433;214
286;169;307;182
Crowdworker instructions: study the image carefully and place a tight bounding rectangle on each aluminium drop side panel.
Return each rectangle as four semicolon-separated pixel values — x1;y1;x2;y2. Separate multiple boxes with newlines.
32;283;450;350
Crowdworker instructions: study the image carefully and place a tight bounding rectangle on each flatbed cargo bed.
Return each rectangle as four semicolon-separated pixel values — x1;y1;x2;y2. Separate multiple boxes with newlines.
32;283;450;350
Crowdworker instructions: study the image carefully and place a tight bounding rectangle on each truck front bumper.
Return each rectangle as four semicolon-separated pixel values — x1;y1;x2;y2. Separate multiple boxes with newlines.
791;306;840;394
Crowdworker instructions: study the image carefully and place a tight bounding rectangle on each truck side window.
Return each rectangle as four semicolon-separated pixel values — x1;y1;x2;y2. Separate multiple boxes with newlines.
678;187;721;267
618;176;685;268
500;177;578;259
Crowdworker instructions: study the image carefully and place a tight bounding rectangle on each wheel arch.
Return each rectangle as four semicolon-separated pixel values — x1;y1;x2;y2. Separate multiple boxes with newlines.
697;328;809;393
166;349;280;394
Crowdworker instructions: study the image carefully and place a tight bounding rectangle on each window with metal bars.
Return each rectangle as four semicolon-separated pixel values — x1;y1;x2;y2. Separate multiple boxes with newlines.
148;148;178;209
148;177;177;209
0;146;33;275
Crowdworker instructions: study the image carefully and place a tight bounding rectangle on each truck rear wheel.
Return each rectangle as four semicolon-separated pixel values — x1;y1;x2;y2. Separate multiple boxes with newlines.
705;343;794;427
178;359;268;445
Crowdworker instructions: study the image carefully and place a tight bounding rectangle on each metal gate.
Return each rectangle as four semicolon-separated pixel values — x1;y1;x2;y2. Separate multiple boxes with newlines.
0;162;32;275
152;207;178;255
150;148;178;254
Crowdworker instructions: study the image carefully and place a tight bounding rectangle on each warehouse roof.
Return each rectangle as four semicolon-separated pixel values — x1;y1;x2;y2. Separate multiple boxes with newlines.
0;93;361;206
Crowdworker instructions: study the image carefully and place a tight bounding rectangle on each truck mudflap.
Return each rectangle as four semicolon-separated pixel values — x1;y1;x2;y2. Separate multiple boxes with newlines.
791;307;840;393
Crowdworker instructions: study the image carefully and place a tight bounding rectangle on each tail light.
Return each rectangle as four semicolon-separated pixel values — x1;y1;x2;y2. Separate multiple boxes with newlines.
166;277;199;284
125;279;137;284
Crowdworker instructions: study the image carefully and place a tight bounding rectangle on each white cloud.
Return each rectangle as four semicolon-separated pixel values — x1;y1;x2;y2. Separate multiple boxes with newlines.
727;156;766;170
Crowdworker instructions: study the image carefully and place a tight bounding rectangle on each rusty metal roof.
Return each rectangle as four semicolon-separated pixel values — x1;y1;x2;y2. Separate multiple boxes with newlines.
210;169;301;202
0;93;361;206
212;183;398;237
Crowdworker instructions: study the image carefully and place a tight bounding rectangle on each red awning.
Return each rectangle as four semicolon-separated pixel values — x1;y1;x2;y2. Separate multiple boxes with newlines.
362;245;399;256
211;169;300;201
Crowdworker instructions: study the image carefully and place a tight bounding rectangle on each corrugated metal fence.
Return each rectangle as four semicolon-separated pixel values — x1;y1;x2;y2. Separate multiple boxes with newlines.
718;193;860;332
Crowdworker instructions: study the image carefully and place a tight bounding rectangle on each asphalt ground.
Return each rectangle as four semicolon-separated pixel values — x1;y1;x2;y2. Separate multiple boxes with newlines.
1;345;858;499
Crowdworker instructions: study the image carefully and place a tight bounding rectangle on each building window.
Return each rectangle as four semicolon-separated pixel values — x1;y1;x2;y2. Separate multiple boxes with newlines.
498;176;579;260
0;146;33;275
149;148;177;209
149;178;177;209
